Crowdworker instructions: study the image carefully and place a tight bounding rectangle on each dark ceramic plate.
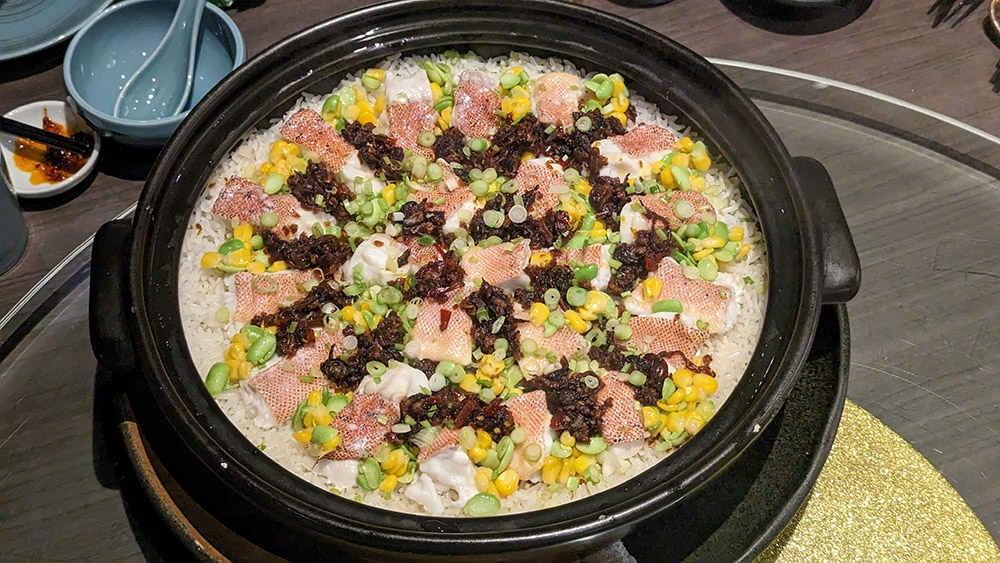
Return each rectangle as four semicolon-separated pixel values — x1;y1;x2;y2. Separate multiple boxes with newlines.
116;305;849;562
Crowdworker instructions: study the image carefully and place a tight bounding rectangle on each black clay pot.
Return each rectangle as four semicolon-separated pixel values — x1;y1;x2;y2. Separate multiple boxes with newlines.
90;1;860;560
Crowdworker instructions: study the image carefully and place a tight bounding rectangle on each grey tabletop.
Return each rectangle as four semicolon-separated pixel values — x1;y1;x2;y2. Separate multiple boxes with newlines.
1;0;999;560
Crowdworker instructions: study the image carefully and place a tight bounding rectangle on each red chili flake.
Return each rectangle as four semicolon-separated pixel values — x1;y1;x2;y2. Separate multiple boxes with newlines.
439;308;452;332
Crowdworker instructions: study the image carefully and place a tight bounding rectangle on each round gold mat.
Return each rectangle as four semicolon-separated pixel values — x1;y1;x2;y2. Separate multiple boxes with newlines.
757;400;1000;562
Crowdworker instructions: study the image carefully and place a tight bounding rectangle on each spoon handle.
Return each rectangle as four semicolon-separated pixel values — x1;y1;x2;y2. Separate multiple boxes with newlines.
0;117;93;156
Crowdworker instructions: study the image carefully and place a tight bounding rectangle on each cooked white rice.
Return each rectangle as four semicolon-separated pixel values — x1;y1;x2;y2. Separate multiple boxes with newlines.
178;51;767;515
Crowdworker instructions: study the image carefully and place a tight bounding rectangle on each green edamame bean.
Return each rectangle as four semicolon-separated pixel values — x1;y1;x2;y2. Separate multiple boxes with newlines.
576;436;607;455
218;238;244;255
240;324;267;342
205;362;230;396
463;493;500;517
596;79;614;101
246;332;277;365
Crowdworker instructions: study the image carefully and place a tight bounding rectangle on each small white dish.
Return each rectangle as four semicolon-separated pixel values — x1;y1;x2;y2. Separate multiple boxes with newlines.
0;100;101;199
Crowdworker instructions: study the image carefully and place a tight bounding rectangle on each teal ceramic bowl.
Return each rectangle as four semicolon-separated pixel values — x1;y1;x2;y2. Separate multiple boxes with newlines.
63;0;246;147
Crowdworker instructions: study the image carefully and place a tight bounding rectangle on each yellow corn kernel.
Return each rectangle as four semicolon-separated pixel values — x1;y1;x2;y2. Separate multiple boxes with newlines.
692;248;714;261
558;458;574;483
307;390;323;407
703;236;725;249
343;104;361;122
510;97;531;115
693;373;718;394
479;354;505;377
259;161;275;175
233;223;253;242
590;223;607;239
728;226;744;242
238;361;250;380
201;252;222;269
225;360;241;383
227;342;245;362
685;411;706;434
371;94;385;115
268;141;287;163
311;409;334;427
366;67;386;81
302;410;315;428
476;429;494;449
736;243;751;260
379;474;398;492
358;108;377;126
559;431;576;448
321;433;343;454
524;302;549;327
430;82;442;101
542;456;561;484
576;308;597;322
609;111;627;125
666;387;686;406
584;291;607;314
672;368;694;388
678;137;695;152
689;176;706;192
641;406;661;430
692;153;711;172
438;106;452;130
564;310;590;333
612;78;625;96
231;331;251;347
468;446;488;464
353;310;368;327
359;301;372;312
642;278;663;301
268;260;287;272
561;198;587;224
529;251;553;267
381;448;409;477
683;385;701;403
380;184;397;206
474;467;493;493
341;305;357;321
500;97;512;114
658;166;675;187
573;454;595;475
293;428;313;444
575;179;592;195
671;153;691;168
665;411;686;433
246;261;266;275
490;378;505;396
495;468;519;497
650;160;666;175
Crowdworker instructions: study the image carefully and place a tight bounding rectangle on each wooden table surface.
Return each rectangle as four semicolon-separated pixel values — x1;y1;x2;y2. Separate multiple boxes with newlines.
1;0;998;555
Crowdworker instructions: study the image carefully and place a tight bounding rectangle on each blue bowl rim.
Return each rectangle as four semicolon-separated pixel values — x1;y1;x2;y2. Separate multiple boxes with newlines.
63;0;247;128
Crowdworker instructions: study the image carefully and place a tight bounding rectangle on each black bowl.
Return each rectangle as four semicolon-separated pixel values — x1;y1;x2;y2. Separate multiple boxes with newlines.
90;0;860;560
